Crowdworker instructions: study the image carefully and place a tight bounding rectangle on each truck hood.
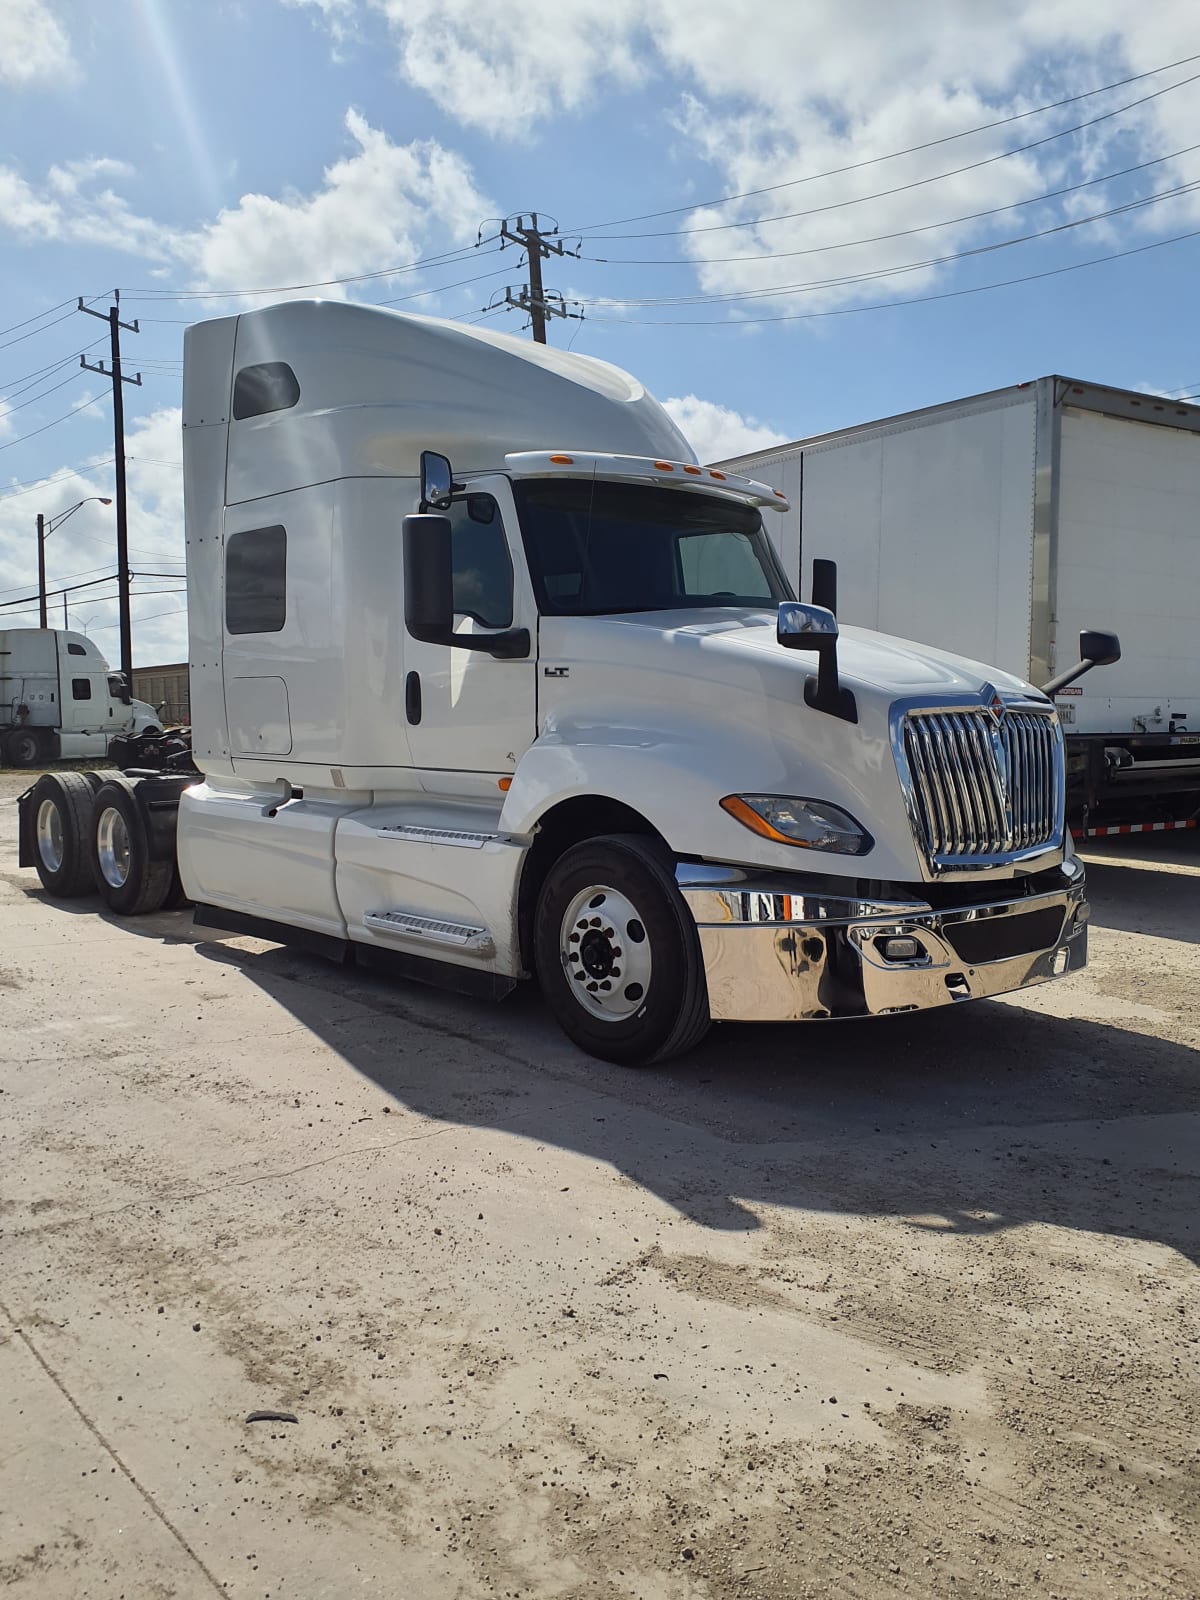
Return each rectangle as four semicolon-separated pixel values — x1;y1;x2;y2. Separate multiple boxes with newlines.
532;607;1055;884
551;607;1043;702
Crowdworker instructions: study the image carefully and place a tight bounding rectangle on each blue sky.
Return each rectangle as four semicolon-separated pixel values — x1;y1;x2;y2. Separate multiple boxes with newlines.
1;0;1198;664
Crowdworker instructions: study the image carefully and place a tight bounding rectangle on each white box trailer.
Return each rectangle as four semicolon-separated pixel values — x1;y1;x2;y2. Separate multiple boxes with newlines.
721;377;1200;829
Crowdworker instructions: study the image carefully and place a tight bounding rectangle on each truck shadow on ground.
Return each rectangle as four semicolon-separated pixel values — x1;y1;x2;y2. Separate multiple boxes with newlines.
1080;858;1200;945
194;935;1200;1266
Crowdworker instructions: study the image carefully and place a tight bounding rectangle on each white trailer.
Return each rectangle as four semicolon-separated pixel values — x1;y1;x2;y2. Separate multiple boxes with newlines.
720;377;1200;829
18;306;1117;1064
0;627;160;767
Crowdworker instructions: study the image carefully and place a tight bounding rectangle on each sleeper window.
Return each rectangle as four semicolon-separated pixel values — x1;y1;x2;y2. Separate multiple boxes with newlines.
71;678;92;701
226;524;287;635
232;362;300;421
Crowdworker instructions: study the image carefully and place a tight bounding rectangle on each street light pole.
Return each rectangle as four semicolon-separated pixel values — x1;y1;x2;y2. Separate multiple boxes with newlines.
37;497;113;634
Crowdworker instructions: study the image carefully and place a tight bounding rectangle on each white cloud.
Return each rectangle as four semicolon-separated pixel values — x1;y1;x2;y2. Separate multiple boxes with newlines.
370;0;647;134
0;410;188;664
662;396;789;463
0;398;14;440
305;0;1200;316
0;110;492;304
187;110;490;298
0;0;75;88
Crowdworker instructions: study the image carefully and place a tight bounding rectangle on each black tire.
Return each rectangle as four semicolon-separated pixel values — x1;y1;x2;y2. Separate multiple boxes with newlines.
5;728;43;768
27;772;97;898
89;778;173;915
534;833;710;1066
162;864;191;911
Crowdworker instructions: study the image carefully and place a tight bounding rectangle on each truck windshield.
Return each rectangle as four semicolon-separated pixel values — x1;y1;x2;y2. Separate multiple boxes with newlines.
513;478;792;616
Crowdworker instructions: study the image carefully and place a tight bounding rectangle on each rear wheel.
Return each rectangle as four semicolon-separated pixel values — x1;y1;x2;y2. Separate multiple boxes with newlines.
27;772;97;897
534;834;710;1066
90;779;172;915
5;728;42;768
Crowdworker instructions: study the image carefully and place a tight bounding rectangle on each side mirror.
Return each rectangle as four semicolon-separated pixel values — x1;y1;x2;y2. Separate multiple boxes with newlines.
1079;629;1121;668
777;602;857;723
420;450;454;511
777;601;838;650
1040;628;1122;696
402;514;531;660
403;513;454;642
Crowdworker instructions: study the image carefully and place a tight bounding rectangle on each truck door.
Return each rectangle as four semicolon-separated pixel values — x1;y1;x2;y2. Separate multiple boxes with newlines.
403;476;537;776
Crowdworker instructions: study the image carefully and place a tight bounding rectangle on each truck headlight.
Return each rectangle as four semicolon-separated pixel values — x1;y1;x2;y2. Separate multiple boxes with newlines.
720;794;873;855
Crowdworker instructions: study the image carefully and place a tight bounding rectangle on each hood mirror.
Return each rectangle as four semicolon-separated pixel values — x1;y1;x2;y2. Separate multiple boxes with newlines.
777;592;857;725
777;602;838;645
1040;627;1122;696
420;450;455;512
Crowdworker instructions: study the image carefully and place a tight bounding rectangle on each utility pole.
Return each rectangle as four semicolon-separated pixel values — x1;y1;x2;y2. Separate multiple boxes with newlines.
498;214;582;344
37;514;47;628
78;293;140;684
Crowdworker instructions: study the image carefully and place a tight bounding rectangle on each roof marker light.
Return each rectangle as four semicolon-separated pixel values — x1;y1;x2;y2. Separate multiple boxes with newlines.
549;454;574;464
774;489;786;498
709;469;727;481
683;464;702;475
654;460;674;471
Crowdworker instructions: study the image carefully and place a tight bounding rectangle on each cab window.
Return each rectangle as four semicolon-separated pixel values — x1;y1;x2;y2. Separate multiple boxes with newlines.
448;495;513;629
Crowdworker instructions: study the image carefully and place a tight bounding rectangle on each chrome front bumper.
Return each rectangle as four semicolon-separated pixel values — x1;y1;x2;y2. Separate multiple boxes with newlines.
677;857;1089;1023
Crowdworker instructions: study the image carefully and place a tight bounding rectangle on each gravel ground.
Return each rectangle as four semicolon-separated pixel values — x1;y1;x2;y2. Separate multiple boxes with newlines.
0;771;1196;1599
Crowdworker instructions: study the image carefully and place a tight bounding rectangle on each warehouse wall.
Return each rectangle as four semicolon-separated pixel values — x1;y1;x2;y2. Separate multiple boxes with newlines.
132;663;190;726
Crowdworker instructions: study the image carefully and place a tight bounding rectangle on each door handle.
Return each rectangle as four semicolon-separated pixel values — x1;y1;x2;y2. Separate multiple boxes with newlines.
405;670;422;725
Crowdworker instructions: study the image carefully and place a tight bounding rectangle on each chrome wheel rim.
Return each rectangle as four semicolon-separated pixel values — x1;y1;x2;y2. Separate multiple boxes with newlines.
560;883;652;1022
96;806;131;889
36;799;64;873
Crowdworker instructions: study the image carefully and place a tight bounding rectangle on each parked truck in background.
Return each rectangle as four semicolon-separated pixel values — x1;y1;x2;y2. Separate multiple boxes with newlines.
18;305;1117;1063
720;376;1199;835
1;627;161;767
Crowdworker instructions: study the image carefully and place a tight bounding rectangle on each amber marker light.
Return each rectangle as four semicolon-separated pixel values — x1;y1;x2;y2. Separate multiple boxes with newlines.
720;794;786;841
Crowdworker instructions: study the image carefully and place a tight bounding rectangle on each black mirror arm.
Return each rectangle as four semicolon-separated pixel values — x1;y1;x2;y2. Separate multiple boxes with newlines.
1041;657;1101;697
408;623;531;660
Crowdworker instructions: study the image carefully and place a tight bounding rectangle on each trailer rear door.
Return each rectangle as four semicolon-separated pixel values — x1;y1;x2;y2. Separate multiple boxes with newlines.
1055;407;1200;738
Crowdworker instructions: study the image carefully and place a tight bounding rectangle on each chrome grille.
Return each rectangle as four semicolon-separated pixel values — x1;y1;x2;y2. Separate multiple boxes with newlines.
901;708;1062;867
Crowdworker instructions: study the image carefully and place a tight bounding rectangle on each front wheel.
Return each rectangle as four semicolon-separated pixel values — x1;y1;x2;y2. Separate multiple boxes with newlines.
534;834;710;1066
5;728;42;768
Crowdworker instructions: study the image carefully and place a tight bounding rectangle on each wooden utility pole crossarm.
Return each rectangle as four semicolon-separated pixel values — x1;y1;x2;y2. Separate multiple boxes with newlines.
497;214;582;345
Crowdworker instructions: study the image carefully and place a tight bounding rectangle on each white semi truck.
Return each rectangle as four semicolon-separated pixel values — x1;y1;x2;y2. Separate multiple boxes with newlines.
1;627;160;767
720;376;1199;834
18;304;1118;1063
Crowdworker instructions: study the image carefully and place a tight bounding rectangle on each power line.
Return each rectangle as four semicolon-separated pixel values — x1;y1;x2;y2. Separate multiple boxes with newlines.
586;223;1200;326
0;297;79;343
0;337;110;398
565;50;1200;233
88;604;186;629
586;143;1200;266
0;458;116;503
122;240;501;302
0;369;90;418
583;177;1200;309
0;391;105;452
579;67;1200;241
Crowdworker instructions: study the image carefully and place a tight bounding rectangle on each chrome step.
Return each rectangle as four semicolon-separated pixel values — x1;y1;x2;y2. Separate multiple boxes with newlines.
363;909;494;953
376;823;495;849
